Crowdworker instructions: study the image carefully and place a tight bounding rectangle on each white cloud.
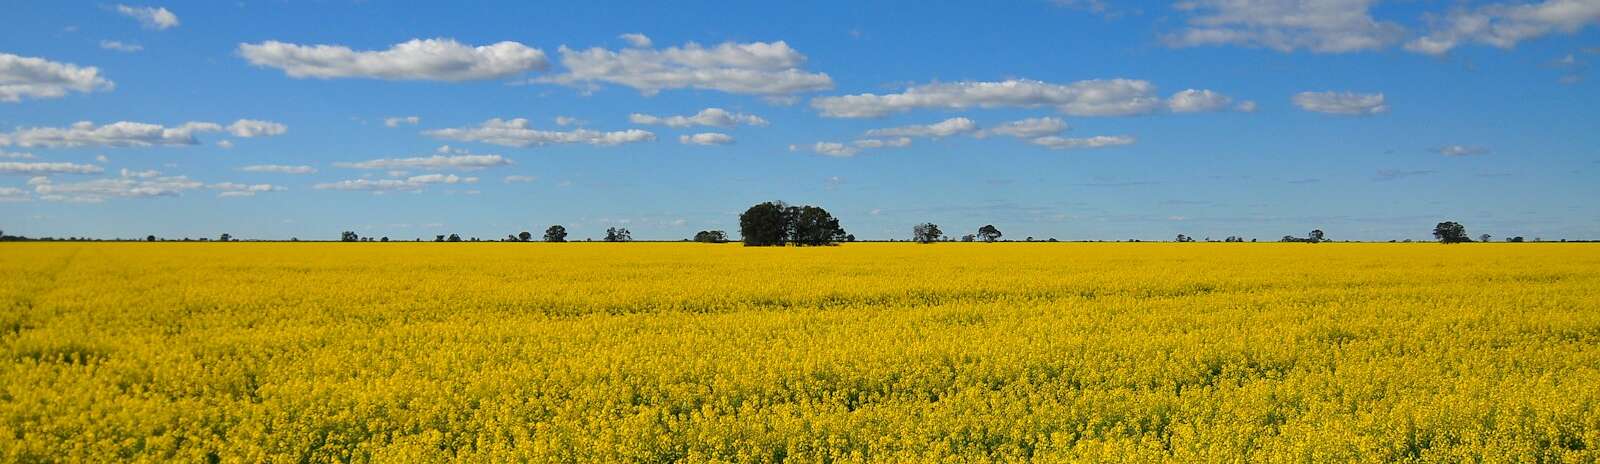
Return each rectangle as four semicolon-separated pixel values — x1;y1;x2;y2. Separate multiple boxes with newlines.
1291;91;1389;115
239;164;316;174
1235;100;1259;112
227;119;287;138
1435;145;1490;156
335;154;512;170
115;5;179;30
1;151;37;159
619;33;653;48
239;38;548;81
384;116;420;127
679;132;734;145
0;53;115;102
314;174;477;192
810;142;859;157
0;187;27;202
629;108;768;127
424;118;655;147
553;116;582;126
865;117;978;138
538;40;834;96
1407;0;1600;55
806;137;913;157
852;137;913;148
99;40;143;52
0;162;104;175
1164;0;1404;53
811;79;1173;118
119;168;160;178
979;117;1068;139
503;175;537;183
0;121;221;148
216;140;234;149
1167;89;1238;112
1030;135;1137;150
30;174;201;202
211;182;285;197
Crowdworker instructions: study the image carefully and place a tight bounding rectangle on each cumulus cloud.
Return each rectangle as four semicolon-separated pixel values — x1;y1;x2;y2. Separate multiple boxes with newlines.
334;154;512;170
216;140;233;149
1030;135;1137;150
538;40;834;96
115;5;179;30
1;151;37;159
227;119;287;138
1167;89;1244;112
30;174;202;202
1406;0;1600;55
809;142;860;157
801;137;913;157
978;117;1068;139
553;116;582;126
239;164;316;174
619;33;653;48
99;40;143;52
503;175;537;183
239;38;548;81
0;121;221;148
0;162;104;175
1163;0;1405;53
314;174;477;192
629;108;768;127
384;116;420;127
0;187;27;202
1291;91;1389;115
811;79;1183;118
119;168;160;178
0;53;115;102
852;137;913;149
1435;145;1490;156
865;117;978;138
210;182;285;198
424;118;655;147
679;132;734;145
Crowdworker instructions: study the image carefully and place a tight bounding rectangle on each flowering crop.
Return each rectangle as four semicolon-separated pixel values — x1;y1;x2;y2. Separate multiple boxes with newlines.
2;243;1597;462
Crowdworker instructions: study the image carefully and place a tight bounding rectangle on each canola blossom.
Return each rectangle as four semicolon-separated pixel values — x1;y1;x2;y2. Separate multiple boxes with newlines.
2;242;1598;462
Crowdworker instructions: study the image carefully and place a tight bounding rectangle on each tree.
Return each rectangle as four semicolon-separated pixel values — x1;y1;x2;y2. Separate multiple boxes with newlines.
146;235;156;242
960;234;976;242
739;201;790;246
219;233;232;242
739;201;848;246
693;230;728;243
518;231;533;242
1308;229;1326;243
1433;221;1469;244
1177;234;1194;243
789;205;847;246
435;235;446;242
1508;236;1525;243
341;231;359;242
1479;234;1492;243
447;233;462;242
977;224;1003;243
381;237;389;242
543;225;567;242
912;223;943;244
604;227;632;242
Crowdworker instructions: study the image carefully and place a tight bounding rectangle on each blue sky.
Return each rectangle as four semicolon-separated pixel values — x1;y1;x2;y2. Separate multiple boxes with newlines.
1;1;1597;241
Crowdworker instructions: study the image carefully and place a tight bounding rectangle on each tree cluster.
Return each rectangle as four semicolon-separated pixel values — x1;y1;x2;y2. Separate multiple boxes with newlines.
738;202;850;246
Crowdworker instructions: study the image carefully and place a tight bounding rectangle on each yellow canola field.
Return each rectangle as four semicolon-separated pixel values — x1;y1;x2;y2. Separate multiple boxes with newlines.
3;242;1599;462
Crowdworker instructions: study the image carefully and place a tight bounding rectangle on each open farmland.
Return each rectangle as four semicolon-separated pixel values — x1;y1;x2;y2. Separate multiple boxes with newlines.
3;243;1599;462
